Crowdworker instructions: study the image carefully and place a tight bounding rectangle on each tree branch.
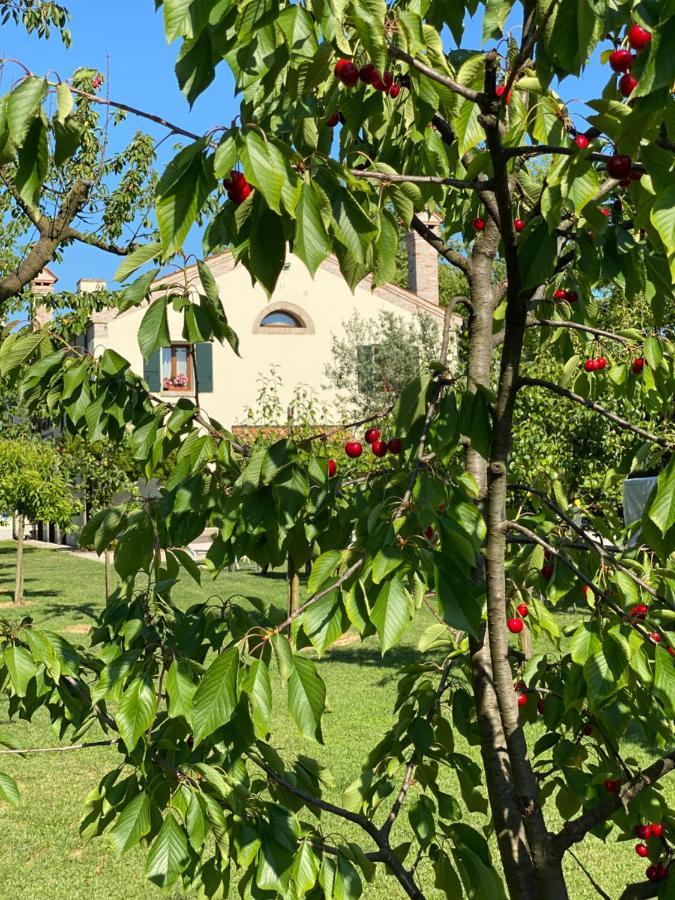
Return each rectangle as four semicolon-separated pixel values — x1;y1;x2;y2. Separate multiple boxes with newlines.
551;749;675;856
350;169;492;191
65;227;136;256
388;45;482;103
411;214;470;275
525;318;632;347
0;740;114;755
518;377;673;449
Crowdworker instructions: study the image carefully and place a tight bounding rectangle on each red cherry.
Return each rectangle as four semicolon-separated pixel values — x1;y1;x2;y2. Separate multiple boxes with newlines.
514;218;526;233
628;24;652;51
515;681;527;692
584;359;595;372
516;603;528;618
327;458;337;477
604;778;621;793
541;564;554;579
344;441;363;459
636;824;653;840
496;85;512;104
334;59;359;87
507;618;524;634
654;864;668;881
646;865;659;881
424;526;434;541
582;584;589;595
517;693;528;708
92;74;103;89
619;73;638;97
359;63;377;84
667;647;675;657
619;177;632;187
648;632;661;644
635;843;649;858
543;549;553;561
371;440;387;458
387;438;402;454
582;723;593;736
388;83;401;98
567;290;579;302
606;154;632;179
473;217;486;232
537;698;545;715
629;169;642;181
364;428;380;444
609;49;634;72
632;357;645;374
326;111;341;127
595;356;607;370
629;603;649;619
371;75;386;91
600;207;610;217
574;134;590;150
553;288;568;301
650;823;664;838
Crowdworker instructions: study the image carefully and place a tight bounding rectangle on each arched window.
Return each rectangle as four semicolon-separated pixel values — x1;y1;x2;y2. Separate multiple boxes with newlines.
259;310;304;327
253;303;315;334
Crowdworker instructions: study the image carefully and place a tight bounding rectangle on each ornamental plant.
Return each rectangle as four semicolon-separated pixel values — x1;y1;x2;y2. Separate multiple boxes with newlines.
0;2;674;899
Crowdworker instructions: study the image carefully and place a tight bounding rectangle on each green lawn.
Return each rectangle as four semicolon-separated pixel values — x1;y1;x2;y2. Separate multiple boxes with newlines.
0;542;670;899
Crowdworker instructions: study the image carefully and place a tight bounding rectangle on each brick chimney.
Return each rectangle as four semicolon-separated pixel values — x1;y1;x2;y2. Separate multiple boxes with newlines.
404;212;441;305
30;267;58;326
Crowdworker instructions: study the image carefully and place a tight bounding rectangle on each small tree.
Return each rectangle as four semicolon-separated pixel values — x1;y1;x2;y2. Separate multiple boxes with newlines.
0;439;79;602
325;309;441;417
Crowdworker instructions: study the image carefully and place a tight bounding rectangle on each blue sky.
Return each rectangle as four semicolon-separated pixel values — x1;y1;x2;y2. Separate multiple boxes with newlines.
2;1;611;293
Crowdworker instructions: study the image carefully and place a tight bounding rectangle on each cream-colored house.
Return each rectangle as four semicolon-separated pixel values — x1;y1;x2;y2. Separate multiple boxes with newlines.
75;225;454;429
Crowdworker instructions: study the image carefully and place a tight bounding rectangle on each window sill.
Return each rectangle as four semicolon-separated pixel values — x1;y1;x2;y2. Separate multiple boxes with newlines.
160;390;196;398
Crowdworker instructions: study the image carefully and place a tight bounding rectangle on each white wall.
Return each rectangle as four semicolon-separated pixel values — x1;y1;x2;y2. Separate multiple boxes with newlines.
93;253;448;428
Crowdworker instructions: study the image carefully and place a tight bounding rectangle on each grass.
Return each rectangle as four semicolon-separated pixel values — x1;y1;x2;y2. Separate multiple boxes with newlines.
0;542;671;899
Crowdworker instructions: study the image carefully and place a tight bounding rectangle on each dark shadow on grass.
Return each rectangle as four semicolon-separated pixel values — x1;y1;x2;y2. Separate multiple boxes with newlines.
323;643;422;685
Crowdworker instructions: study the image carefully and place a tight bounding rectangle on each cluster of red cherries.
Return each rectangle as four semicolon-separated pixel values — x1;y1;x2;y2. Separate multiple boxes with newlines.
552;287;579;303
506;602;529;635
632;821;670;882
583;354;646;374
224;169;253;205
334;59;402;97
629;603;675;654
607;24;652;98
343;428;403;460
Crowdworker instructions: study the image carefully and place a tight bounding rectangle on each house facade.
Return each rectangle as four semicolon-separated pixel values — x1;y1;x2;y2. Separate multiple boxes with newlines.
78;225;456;429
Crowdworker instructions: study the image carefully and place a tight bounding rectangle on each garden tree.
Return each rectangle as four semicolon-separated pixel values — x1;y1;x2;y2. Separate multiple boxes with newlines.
0;438;79;602
324;308;441;417
0;58;156;316
0;0;70;44
0;2;674;899
58;435;136;600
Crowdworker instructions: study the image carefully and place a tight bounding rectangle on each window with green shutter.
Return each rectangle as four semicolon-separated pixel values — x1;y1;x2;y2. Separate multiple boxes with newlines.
143;350;161;391
194;342;213;393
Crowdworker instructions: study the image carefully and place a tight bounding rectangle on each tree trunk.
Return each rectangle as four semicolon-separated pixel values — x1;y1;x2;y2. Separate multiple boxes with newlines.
14;514;25;604
464;224;538;898
104;547;112;603
288;557;300;618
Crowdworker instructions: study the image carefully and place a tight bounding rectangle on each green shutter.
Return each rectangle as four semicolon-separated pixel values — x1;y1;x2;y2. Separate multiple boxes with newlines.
195;342;213;393
143;350;161;391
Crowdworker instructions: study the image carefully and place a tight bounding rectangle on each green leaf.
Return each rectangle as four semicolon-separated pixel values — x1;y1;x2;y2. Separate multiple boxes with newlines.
651;185;675;259
163;0;207;43
156;140;211;254
4;645;37;696
370;575;413;654
213;134;237;179
408;795;436;847
654;646;675;719
519;219;557;289
483;0;514;40
249;207;286;297
15;115;48;208
115;674;157;751
435;556;481;638
244;659;273;740
288;654;326;742
138;296;170;359
371;545;403;585
302;589;346;655
645;457;675;537
191;647;238;745
294;182;331;276
55;82;73;123
165;659;198;721
115;243;163;283
110;792;151;855
119;269;159;312
569;621;601;665
308;550;342;594
145;814;189;888
293;839;320;894
244;132;285;213
0;771;20;807
7;75;47;146
331;188;377;264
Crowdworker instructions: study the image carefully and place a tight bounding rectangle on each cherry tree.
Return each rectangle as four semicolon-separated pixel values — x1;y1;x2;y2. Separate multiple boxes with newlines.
0;1;674;898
